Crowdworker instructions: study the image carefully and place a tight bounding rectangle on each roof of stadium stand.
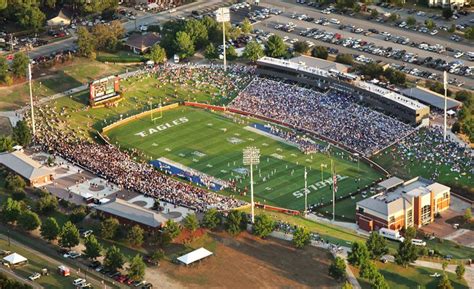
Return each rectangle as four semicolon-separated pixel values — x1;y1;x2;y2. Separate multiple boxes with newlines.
0;151;53;181
257;57;428;112
290;55;349;73
177;248;213;265
400;87;463;110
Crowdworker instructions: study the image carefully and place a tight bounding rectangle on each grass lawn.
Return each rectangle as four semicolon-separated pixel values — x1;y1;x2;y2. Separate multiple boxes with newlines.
0;238;77;289
0;58;131;111
315;192;370;221
104;106;382;210
353;262;469;289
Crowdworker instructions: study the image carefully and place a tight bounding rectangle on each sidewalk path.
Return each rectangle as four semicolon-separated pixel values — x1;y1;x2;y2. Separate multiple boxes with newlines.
413;260;474;288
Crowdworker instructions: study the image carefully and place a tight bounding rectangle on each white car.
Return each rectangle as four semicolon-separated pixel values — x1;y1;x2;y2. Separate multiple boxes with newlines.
430;30;438;35
430;273;441;278
411;239;427;246
29;273;41;281
82;230;93;238
73;278;86;286
454;52;464;59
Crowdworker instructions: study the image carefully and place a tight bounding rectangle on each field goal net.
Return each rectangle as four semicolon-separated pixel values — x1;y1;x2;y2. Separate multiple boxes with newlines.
150;103;163;122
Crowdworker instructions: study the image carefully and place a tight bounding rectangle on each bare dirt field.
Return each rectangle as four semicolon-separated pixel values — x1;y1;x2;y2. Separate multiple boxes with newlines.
159;231;340;289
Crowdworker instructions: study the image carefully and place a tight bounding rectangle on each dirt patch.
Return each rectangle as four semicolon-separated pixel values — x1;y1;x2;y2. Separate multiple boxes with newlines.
160;231;339;289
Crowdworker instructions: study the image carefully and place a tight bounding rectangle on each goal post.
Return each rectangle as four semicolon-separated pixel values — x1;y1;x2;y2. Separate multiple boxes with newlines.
150;102;163;122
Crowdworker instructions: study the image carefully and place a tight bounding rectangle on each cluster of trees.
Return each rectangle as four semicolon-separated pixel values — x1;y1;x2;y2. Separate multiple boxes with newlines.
0;53;29;85
357;63;406;85
0;0;118;30
451;90;473;142
0;273;32;289
347;233;390;289
77;21;125;59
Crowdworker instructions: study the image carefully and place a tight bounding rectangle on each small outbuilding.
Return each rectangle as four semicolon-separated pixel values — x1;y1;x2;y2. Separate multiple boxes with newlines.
124;32;160;54
47;9;72;26
0;151;53;186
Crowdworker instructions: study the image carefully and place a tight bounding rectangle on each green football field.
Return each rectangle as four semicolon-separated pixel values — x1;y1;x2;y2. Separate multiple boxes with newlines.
105;106;383;210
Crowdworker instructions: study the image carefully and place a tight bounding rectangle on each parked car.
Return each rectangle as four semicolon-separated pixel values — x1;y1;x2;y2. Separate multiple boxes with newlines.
29;273;41;281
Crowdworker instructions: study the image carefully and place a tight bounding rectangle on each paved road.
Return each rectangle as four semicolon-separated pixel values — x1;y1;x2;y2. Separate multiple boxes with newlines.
29;0;232;59
0;265;43;289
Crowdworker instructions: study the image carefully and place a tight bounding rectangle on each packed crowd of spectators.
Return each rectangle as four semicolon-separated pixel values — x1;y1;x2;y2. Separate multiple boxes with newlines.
262;124;327;154
230;78;414;156
384;126;473;180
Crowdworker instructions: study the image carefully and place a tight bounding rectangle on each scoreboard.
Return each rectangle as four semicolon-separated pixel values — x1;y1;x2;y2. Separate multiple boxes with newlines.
89;75;121;106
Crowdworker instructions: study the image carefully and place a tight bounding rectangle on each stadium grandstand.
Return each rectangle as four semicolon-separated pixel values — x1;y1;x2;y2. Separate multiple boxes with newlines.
255;57;430;125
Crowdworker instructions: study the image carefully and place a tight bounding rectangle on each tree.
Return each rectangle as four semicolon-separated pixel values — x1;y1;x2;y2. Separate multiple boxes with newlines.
383;67;406;85
451;122;461;134
16;5;45;30
100;217;120;239
183;214;199;233
150;250;164;264
455;263;465;279
12;120;31;147
1;198;22;224
226;45;238;61
40;217;60;242
0;137;13;152
388;13;399;22
146;44;166;64
241;18;253;34
92;21;124;52
395;238;418;267
293;41;310;54
265;35;287;58
11;52;29;78
37;194;58;214
18;210;41;231
371;272;389;289
437;273;454;289
366;232;388;259
328;256;346;281
69;206;87;223
312;46;328;59
336;54;353;65
406;16;417;27
425;19;436;30
292;226;311;249
126;225;144;247
164;219;181;239
464;208;472;222
405;227;417;239
465;27;474;40
455;90;472;105
442;8;453;20
84;235;103;260
360;260;378;281
370;9;379;18
184;19;208;49
174;31;195;59
252;214;274;238
442;261;448;271
204;43;218;59
243;41;264;62
358;63;384;79
5;174;26;193
59;221;80;249
128;254;146;282
342;282;353;289
347;241;369;267
226;210;243;235
0;56;8;83
45;0;56;9
76;27;96;58
201;208;220;229
104;246;125;271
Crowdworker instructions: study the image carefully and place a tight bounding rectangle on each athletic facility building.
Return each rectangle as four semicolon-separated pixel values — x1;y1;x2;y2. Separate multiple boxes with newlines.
255;57;430;125
355;177;450;232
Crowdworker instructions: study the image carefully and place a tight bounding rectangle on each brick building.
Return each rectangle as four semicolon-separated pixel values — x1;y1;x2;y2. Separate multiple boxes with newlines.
356;177;450;232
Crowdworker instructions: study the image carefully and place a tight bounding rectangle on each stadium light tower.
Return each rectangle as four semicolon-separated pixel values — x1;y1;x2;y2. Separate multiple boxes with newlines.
243;146;260;223
216;7;230;72
443;71;448;142
28;62;36;136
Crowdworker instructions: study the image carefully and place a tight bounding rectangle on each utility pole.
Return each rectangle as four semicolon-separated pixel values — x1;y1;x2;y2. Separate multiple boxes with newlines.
28;63;36;136
443;70;448;142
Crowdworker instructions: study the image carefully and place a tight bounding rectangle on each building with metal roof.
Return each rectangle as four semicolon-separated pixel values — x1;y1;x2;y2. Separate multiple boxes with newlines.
0;151;53;186
400;86;462;111
290;55;349;73
356;177;450;232
95;198;168;229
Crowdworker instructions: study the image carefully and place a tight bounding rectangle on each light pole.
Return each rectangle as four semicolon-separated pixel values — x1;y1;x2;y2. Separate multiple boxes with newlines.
304;167;308;216
28;63;36;136
215;8;230;72
243;146;260;223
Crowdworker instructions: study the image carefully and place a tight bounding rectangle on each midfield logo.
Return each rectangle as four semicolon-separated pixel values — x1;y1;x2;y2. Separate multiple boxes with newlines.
135;117;189;137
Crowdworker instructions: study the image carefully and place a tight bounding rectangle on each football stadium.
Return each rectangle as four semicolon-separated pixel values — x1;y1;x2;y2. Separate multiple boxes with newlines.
104;105;382;210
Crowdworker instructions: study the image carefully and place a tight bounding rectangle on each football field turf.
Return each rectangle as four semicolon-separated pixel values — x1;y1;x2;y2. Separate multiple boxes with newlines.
105;106;383;210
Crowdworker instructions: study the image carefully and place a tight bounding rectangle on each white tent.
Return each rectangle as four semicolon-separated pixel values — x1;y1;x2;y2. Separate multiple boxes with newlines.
177;248;213;265
3;253;27;265
147;3;159;9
